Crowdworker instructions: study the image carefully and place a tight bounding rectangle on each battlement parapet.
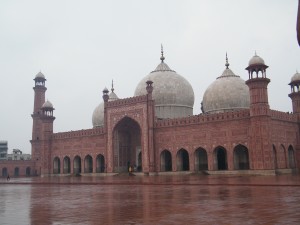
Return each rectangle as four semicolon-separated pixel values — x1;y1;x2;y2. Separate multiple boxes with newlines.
270;109;298;122
53;127;104;139
106;95;148;108
155;109;250;127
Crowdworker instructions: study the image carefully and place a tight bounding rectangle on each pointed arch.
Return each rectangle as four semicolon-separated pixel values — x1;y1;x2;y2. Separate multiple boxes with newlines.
113;116;142;172
277;145;287;169
2;167;8;177
96;154;105;173
160;150;172;172
281;144;287;169
53;157;61;174
176;148;189;171
288;145;296;169
73;156;82;174
63;156;71;174
26;167;31;176
194;148;208;171
273;145;278;169
233;144;249;170
14;167;19;177
214;146;228;170
84;155;93;173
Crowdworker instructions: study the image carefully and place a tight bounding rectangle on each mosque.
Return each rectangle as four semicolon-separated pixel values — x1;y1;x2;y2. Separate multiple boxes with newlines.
1;49;300;177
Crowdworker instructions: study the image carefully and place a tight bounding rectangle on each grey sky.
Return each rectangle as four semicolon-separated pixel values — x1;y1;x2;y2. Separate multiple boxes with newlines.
0;1;299;153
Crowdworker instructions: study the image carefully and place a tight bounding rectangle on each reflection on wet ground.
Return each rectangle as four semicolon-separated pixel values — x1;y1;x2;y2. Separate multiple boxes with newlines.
1;174;300;225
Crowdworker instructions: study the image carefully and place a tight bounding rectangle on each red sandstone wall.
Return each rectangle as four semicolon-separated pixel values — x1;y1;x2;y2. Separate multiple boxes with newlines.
50;128;106;173
154;114;251;171
0;160;36;177
153;110;300;172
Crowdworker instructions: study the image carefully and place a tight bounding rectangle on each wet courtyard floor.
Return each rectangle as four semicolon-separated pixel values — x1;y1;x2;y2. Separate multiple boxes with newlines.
1;174;300;225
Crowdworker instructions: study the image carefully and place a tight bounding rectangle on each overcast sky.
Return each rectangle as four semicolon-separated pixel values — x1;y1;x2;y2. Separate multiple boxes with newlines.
0;0;299;154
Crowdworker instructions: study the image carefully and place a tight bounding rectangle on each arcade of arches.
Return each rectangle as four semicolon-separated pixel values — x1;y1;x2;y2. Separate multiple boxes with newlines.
50;144;296;175
1;167;32;177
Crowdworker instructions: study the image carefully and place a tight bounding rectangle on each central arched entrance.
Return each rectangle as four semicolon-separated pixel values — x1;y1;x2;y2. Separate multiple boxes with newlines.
113;117;141;173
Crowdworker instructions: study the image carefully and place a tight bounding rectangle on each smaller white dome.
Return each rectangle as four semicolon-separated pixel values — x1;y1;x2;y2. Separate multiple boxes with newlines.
92;87;119;127
291;71;300;82
108;88;118;102
248;53;265;66
42;100;53;109
92;102;104;127
35;72;45;79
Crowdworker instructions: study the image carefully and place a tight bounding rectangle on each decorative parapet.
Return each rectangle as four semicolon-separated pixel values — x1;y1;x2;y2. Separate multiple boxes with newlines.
52;127;105;139
106;95;148;108
269;109;298;122
155;109;250;127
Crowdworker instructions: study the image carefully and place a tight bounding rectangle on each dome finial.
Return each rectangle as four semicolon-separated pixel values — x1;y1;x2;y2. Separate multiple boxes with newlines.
160;44;165;62
111;79;114;92
255;50;257;56
225;52;230;69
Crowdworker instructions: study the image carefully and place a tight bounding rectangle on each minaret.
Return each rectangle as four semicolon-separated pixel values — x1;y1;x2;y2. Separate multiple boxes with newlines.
40;100;55;175
33;72;47;114
288;71;300;114
31;72;47;175
31;72;47;141
245;52;270;116
245;53;273;170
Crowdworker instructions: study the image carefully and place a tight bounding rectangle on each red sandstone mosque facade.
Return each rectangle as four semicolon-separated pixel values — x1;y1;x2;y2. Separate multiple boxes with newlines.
1;51;300;176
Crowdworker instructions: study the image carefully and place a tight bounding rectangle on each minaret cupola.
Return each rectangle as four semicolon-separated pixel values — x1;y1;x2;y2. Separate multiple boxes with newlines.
246;52;269;79
41;100;55;117
245;53;270;116
288;71;300;114
34;71;46;87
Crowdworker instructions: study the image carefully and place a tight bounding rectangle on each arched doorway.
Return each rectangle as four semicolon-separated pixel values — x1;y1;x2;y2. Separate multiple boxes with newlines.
273;145;278;169
96;154;105;173
84;155;93;173
14;167;19;177
160;150;172;172
194;148;208;171
233;145;249;170
26;167;31;176
73;156;81;174
215;147;227;170
288;145;296;169
2;168;8;177
53;157;60;174
273;144;289;169
277;145;287;169
176;149;189;171
113;117;141;173
63;156;71;174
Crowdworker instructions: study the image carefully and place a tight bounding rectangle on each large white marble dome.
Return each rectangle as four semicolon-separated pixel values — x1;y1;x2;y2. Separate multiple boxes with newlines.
134;53;194;119
202;59;250;114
